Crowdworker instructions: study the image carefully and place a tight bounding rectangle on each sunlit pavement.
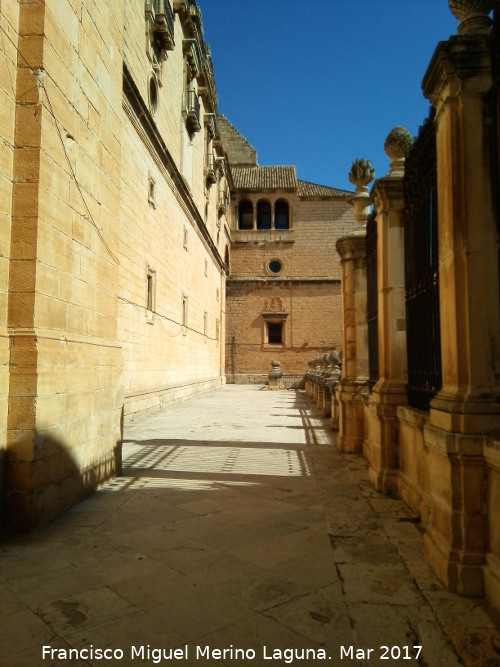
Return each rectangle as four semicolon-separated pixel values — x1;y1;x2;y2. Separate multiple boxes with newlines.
1;386;499;666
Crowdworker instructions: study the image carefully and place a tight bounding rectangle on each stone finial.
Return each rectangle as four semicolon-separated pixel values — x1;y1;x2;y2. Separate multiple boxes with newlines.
268;360;282;390
348;159;374;231
384;126;413;174
349;159;375;194
330;349;341;367
448;0;494;34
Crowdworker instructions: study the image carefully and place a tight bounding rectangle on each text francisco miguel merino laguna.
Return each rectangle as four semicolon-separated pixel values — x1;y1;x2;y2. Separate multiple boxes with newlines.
42;644;331;663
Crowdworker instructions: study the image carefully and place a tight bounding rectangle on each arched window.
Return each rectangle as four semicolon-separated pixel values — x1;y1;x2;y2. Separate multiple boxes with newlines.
257;200;271;230
275;199;289;230
238;200;253;230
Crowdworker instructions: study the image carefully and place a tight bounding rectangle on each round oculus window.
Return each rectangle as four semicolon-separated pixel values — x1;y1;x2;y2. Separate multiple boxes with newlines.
268;259;282;275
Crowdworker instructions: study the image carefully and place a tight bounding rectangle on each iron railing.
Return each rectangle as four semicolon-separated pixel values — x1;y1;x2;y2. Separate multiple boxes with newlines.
204;152;216;182
366;209;379;390
490;5;500;238
403;110;442;410
155;0;175;44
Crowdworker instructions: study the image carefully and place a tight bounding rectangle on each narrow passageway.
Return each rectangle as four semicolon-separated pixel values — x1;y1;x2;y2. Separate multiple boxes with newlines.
0;386;499;667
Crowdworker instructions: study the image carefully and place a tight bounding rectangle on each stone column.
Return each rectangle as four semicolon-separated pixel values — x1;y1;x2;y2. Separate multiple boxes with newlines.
420;0;500;596
336;159;373;453
367;127;413;493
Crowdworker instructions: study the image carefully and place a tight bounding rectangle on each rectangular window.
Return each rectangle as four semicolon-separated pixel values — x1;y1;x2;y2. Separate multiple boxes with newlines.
204;311;208;340
182;294;188;334
146;267;156;323
267;322;283;345
148;171;156;207
183;226;188;250
216;319;220;346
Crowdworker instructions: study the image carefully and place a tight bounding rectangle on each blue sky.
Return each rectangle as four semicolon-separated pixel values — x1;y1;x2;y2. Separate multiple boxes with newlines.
199;1;460;192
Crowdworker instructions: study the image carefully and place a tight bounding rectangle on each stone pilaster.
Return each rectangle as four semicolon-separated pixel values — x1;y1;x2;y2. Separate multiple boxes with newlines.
420;15;499;595
368;148;409;493
423;34;500;435
336;234;369;452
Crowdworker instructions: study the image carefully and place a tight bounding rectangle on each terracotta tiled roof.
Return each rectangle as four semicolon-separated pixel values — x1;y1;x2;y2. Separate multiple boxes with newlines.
297;180;353;198
232;166;297;190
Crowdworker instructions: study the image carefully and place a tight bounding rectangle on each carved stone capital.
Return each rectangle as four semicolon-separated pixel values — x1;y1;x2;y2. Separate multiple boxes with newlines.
370;175;404;213
423;35;492;110
336;234;366;262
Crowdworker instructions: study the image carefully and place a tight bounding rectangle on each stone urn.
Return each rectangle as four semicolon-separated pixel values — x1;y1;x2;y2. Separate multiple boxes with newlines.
448;0;494;33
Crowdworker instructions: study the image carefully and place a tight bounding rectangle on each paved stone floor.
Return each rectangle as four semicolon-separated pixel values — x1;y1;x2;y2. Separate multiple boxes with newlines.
1;386;500;667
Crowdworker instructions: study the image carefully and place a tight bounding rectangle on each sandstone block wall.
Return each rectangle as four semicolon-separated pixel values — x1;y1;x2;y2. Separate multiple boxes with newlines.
5;0;124;530
226;280;341;380
0;0;19;529
119;0;228;418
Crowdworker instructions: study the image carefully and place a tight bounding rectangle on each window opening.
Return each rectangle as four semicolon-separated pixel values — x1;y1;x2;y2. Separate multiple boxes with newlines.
182;294;188;334
238;200;253;230
257;200;271;230
275;199;289;229
148;172;156;206
268;259;282;275
267;322;283;344
146;267;156;323
148;74;159;115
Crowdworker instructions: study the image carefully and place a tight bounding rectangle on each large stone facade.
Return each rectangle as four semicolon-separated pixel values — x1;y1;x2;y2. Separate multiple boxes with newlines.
222;119;353;385
0;0;230;530
119;0;229;419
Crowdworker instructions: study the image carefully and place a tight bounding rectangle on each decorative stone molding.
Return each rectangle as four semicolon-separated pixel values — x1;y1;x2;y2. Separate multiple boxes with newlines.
263;296;285;313
336;234;366;261
448;0;494;34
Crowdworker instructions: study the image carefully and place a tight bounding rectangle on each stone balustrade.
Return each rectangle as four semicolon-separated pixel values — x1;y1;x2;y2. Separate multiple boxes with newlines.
303;349;342;427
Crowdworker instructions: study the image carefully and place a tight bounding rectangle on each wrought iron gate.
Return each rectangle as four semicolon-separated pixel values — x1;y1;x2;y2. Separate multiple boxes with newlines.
366;210;379;390
403;112;442;411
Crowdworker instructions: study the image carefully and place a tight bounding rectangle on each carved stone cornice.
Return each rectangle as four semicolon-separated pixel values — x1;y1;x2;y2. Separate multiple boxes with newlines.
370;175;404;213
422;35;492;112
336;233;366;261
